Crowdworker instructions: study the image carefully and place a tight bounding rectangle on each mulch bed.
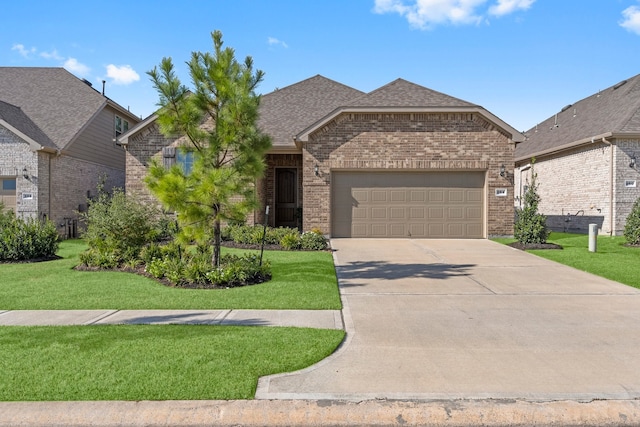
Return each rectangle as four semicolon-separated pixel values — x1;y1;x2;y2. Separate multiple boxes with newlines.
507;242;563;250
0;255;62;264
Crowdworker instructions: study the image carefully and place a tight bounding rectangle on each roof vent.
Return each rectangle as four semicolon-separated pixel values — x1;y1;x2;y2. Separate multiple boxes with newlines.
613;80;627;90
561;104;572;112
81;78;93;87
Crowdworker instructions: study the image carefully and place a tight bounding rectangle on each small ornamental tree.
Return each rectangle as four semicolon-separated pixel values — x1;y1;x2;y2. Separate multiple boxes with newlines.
146;30;271;268
623;197;640;245
514;159;549;244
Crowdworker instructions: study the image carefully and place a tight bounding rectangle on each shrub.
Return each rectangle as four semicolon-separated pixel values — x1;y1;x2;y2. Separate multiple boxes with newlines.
0;205;59;261
624;197;640;245
79;188;167;267
301;230;328;250
144;243;271;288
280;231;301;250
514;159;549;244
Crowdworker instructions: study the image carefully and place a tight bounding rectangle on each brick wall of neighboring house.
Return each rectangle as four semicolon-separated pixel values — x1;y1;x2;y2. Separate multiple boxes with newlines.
302;112;515;237
516;142;612;235
49;155;124;237
615;139;640;233
0;126;39;219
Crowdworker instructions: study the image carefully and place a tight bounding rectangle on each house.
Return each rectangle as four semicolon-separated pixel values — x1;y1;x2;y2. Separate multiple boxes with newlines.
0;67;141;236
121;75;523;238
515;73;640;235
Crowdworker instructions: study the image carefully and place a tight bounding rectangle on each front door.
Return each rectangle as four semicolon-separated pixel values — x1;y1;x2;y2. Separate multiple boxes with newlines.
275;168;298;228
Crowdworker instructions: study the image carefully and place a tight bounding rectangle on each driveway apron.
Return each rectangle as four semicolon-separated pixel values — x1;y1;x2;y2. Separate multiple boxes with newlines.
256;239;640;401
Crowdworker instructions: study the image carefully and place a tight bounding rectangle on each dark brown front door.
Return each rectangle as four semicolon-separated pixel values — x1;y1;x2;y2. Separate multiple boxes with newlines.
275;168;298;228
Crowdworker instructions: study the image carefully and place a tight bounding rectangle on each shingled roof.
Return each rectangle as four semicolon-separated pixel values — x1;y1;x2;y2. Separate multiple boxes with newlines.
0;67;108;150
516;73;640;161
347;78;477;108
257;75;364;150
0;100;56;150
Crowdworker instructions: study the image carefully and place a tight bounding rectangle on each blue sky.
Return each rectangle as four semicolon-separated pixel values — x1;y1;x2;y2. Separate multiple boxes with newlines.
3;0;640;132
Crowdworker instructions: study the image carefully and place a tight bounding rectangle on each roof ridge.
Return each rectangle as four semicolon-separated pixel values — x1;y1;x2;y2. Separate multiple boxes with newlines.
263;74;362;97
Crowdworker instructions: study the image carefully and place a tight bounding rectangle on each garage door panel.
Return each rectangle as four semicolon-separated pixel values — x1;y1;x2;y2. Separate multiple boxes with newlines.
332;172;484;238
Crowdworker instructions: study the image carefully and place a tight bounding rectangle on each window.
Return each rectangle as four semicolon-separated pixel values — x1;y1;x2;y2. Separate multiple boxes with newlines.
2;178;16;191
115;115;129;136
177;150;195;175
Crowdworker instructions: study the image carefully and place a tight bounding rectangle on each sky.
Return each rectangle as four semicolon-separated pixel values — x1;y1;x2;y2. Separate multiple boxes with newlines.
3;0;640;133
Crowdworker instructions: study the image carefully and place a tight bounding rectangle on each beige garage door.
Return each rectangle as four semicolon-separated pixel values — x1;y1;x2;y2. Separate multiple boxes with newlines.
332;171;485;238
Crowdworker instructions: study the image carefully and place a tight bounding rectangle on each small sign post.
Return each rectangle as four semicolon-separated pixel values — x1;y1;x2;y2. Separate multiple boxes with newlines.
259;205;270;266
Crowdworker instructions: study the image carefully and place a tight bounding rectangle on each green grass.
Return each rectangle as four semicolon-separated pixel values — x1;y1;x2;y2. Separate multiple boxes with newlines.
494;232;640;289
0;240;341;310
0;325;344;401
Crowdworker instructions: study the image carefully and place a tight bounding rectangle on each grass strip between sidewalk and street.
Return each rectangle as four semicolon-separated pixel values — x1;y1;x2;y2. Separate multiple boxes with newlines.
0;240;341;310
0;324;345;401
493;232;640;289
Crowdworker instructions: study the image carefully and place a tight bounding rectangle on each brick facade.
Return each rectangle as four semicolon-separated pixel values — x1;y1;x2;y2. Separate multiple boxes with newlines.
515;139;640;235
1;124;124;236
302;113;515;237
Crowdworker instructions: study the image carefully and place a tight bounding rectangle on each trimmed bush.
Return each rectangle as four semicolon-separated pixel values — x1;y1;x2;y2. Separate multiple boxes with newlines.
0;205;59;261
301;230;328;250
624;197;640;245
279;231;301;250
221;224;328;250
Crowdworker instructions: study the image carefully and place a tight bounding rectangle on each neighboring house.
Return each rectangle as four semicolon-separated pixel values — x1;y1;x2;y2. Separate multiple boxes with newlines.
121;75;522;238
515;73;640;235
0;67;141;236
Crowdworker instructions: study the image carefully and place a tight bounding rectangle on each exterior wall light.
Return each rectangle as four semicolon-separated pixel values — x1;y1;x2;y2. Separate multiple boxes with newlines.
499;164;506;177
314;164;319;176
22;166;29;179
631;154;637;168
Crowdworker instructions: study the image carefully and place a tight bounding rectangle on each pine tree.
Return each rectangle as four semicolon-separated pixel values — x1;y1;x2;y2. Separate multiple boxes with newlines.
624;197;640;245
514;159;549;244
146;30;271;267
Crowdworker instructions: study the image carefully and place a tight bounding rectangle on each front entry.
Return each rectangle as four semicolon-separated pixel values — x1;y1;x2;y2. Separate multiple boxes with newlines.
274;168;298;229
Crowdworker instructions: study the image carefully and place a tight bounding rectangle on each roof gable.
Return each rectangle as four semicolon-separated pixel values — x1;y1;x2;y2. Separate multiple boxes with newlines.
348;78;477;108
516;73;640;160
0;67;109;149
0;100;56;150
257;75;364;149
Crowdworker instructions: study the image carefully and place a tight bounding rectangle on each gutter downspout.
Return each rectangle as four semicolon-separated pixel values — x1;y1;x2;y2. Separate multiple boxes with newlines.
602;137;614;236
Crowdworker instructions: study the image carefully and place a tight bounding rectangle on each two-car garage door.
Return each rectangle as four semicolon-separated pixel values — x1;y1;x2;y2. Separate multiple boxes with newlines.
331;171;485;238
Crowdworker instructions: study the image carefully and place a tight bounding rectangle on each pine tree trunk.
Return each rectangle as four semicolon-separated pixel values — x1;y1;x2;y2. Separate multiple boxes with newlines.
212;218;221;268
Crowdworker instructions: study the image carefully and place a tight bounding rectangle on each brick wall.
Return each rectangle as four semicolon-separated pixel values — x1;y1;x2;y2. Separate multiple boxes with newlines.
303;112;515;237
0;126;40;219
515;139;640;235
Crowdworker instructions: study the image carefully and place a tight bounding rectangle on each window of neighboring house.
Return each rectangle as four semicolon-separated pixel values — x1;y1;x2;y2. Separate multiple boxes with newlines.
176;150;195;175
2;178;16;191
115;115;129;137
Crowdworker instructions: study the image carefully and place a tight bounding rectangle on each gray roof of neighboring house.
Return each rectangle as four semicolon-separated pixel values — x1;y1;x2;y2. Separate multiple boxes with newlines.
347;78;477;108
257;75;365;149
0;67;122;150
516;73;640;161
0;100;56;149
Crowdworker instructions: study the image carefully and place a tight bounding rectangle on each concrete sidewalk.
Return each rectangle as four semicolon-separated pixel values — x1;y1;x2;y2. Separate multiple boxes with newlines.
0;309;344;329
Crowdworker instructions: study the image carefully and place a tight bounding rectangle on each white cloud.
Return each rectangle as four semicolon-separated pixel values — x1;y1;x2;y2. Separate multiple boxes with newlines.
11;43;36;58
620;5;640;35
105;64;140;85
40;49;63;61
374;0;534;29
64;58;90;76
488;0;534;16
268;37;289;48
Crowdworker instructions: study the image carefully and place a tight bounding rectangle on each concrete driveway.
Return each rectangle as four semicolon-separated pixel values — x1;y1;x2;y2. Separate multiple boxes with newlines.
257;239;640;401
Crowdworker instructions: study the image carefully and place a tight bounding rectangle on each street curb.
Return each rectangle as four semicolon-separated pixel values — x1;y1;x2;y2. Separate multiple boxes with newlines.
1;399;639;426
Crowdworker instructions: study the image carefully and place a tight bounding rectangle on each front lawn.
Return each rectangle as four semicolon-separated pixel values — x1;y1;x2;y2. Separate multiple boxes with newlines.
0;325;344;401
0;240;342;310
494;232;640;289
